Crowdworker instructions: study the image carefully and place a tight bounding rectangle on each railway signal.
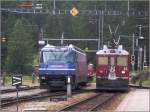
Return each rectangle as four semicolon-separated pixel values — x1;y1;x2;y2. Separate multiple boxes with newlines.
12;75;22;87
12;74;22;112
131;55;135;65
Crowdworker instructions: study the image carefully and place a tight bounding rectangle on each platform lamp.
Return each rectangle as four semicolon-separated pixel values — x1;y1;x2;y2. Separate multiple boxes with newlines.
136;36;144;72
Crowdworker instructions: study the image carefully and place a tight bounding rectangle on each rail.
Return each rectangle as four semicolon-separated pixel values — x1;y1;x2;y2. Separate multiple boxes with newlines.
1;86;39;94
1;89;95;107
58;93;115;111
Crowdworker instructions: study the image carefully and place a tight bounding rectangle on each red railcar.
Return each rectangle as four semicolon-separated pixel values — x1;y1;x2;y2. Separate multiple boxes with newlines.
88;64;94;78
96;45;129;90
18;1;33;9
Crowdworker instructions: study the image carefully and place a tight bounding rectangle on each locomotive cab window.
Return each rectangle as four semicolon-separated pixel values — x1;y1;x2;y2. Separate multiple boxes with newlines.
42;51;75;63
117;57;127;66
98;57;108;65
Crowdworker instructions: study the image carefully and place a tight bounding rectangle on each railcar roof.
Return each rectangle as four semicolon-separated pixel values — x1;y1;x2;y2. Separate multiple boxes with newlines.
41;44;69;51
41;44;86;55
96;45;129;55
96;49;129;55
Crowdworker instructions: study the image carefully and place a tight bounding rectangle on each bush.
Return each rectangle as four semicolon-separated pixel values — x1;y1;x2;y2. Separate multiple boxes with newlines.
131;69;149;86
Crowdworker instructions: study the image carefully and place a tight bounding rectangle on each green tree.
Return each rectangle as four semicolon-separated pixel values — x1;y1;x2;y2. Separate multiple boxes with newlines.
6;19;34;73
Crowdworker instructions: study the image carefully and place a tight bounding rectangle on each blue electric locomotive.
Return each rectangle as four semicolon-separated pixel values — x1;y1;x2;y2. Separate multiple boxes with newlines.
39;44;88;89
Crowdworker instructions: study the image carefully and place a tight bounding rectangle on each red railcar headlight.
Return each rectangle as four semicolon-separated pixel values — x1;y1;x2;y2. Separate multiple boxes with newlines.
121;70;125;74
99;70;103;73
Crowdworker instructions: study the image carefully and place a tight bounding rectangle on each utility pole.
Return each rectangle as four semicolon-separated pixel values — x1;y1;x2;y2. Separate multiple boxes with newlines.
61;32;64;45
127;0;130;17
41;27;43;40
53;0;56;15
139;48;143;71
107;41;110;48
137;25;144;72
98;15;101;50
143;46;147;70
139;25;142;37
101;10;104;48
131;33;135;72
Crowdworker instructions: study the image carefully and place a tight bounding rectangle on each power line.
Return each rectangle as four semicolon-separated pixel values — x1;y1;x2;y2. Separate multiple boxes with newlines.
43;38;99;41
1;8;149;17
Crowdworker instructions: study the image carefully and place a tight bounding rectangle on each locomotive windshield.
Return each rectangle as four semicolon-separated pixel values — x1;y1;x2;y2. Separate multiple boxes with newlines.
98;57;108;65
117;57;127;66
42;51;74;63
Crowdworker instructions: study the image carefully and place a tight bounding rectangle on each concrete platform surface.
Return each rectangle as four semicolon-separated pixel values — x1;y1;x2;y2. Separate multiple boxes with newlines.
115;89;149;112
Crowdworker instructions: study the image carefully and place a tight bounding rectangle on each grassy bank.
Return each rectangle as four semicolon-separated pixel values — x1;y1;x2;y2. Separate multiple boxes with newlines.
130;69;149;87
2;75;39;86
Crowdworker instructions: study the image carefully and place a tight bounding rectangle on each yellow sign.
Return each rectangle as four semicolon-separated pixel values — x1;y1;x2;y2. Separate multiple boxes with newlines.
70;7;78;16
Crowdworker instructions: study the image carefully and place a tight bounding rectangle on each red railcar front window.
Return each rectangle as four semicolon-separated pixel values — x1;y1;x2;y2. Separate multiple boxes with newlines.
117;57;127;66
98;57;108;65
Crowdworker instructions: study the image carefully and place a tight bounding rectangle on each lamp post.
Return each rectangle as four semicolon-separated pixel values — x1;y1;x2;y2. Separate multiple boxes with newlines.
138;47;143;71
131;33;135;72
143;46;147;70
98;15;101;50
136;25;144;71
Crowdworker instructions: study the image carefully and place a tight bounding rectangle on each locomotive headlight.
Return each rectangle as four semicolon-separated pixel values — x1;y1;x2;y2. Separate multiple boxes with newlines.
41;76;45;79
121;71;125;74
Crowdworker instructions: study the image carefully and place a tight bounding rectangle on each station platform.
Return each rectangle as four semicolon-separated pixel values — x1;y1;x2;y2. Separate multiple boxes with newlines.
115;89;149;111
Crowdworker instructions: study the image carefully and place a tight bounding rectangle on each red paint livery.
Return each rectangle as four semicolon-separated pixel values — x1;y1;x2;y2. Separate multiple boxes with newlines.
96;45;129;90
88;64;94;77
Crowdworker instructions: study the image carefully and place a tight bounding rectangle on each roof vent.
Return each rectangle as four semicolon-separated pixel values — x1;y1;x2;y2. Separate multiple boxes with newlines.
69;44;74;48
103;45;108;53
103;45;108;50
45;44;51;47
118;45;123;53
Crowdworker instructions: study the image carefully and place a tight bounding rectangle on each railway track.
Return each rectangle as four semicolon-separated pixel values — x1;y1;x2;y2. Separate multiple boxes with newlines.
2;83;147;108
1;90;66;107
58;92;116;112
1;86;39;94
1;88;95;107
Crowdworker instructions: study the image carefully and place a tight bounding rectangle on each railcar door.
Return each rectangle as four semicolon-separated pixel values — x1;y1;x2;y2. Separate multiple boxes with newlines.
108;56;116;80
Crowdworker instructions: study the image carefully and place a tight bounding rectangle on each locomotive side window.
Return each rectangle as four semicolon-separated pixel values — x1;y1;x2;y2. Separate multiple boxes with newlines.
98;57;108;65
117;57;127;66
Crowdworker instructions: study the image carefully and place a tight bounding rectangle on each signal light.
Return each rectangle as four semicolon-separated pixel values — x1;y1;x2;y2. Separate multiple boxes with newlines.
1;37;6;43
131;55;135;64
